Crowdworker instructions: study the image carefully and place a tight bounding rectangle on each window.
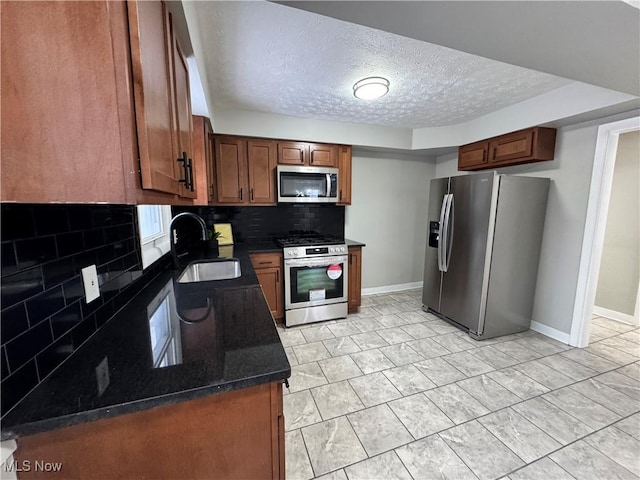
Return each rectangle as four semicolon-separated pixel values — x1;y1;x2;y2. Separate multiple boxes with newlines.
137;205;172;269
147;281;182;368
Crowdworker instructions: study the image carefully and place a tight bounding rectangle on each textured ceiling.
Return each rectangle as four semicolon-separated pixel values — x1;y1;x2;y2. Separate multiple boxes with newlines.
191;1;571;129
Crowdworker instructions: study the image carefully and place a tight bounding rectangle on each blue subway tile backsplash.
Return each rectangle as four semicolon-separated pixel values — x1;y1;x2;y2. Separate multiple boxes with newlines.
0;203;168;415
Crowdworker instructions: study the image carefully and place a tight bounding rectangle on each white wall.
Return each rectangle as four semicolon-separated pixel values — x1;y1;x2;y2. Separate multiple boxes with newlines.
595;130;640;316
434;113;639;336
211;108;412;150
345;151;435;290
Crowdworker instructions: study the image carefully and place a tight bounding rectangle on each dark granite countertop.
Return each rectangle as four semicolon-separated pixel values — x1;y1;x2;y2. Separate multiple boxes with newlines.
346;239;366;247
1;243;290;440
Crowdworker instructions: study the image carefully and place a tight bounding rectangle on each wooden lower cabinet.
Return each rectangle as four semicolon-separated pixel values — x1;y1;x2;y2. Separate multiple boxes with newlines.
250;253;284;323
348;246;362;314
14;382;285;480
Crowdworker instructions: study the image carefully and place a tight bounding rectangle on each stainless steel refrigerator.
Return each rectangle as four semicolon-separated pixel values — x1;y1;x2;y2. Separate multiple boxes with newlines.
422;171;550;340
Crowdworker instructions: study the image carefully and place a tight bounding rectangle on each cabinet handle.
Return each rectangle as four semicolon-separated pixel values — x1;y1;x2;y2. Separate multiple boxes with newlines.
339;189;343;200
276;270;279;282
349;254;352;265
240;188;243;200
259;261;271;265
187;159;194;191
482;150;487;163
492;148;497;160
251;188;254;201
177;151;189;188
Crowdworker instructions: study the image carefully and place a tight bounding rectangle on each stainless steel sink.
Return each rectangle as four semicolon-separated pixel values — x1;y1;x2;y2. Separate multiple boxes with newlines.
177;258;241;283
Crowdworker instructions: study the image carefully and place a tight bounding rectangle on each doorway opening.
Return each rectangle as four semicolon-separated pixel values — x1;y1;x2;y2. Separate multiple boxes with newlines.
570;116;640;348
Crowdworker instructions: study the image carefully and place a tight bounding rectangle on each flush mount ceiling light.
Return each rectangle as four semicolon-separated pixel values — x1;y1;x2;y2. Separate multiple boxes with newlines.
353;76;390;100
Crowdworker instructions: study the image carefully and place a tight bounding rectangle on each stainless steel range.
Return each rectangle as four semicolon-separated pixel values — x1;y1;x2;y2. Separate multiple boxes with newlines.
276;234;348;327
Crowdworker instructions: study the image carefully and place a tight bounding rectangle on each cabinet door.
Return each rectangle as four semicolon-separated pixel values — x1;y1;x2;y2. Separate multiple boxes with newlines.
214;137;247;203
205;131;216;205
191;116;213;205
337;146;352;205
128;0;180;195
489;130;534;164
170;23;196;199
1;1;133;203
348;247;362;314
248;140;277;204
309;143;338;167
255;267;283;320
206;132;216;204
277;142;309;165
458;141;489;170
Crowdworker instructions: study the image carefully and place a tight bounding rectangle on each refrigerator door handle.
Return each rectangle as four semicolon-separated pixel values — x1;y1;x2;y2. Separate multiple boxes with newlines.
437;195;448;271
445;194;455;271
441;194;453;272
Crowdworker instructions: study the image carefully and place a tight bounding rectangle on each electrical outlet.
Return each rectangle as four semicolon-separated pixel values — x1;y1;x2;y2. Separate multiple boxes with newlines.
95;357;110;396
81;265;100;303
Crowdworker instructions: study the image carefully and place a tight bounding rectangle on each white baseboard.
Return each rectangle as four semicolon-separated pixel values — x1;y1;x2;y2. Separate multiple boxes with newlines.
530;321;571;344
593;306;637;326
362;282;423;296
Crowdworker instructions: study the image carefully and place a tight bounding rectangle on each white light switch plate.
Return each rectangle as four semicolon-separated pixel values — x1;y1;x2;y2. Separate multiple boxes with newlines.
81;265;100;303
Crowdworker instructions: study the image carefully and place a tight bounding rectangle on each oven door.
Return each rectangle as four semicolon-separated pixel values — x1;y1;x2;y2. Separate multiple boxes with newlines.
284;255;348;309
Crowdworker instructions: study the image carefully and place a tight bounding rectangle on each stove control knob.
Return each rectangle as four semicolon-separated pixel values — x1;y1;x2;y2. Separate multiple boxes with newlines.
288;250;295;256
330;247;335;253
340;247;346;252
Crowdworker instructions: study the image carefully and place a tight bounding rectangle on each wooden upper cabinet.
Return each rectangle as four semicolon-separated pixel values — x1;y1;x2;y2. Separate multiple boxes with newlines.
129;0;195;200
128;0;180;196
192;116;214;206
1;0;195;205
337;146;352;205
489;129;534;164
459;127;556;171
170;23;196;199
1;1;135;203
458;141;489;170
207;133;216;202
309;143;338;167
210;136;350;206
214;137;248;203
277;142;308;165
247;140;277;204
277;141;339;167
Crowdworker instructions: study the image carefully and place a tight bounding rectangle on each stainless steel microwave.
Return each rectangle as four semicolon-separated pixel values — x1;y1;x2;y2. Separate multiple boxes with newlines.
277;166;339;203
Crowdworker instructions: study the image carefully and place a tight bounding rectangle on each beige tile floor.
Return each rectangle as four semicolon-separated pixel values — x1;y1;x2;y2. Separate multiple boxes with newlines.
279;290;640;480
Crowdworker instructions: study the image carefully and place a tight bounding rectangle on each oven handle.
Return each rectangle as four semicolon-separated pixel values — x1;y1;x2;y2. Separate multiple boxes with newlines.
284;255;348;268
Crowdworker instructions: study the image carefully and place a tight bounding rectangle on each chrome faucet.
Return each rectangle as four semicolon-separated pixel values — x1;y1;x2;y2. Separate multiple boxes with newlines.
169;212;208;268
